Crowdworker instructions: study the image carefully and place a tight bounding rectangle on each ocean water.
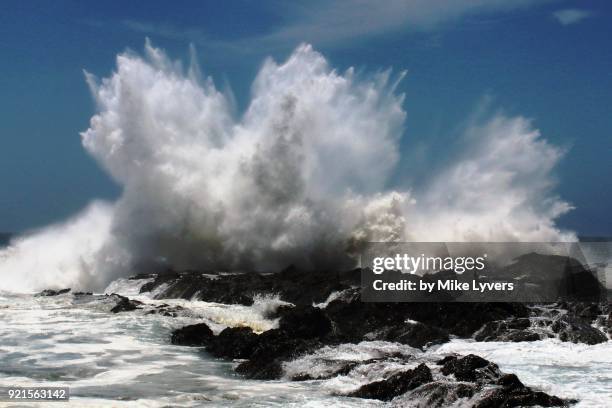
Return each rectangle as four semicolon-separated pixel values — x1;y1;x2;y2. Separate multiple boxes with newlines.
0;280;610;407
0;281;373;407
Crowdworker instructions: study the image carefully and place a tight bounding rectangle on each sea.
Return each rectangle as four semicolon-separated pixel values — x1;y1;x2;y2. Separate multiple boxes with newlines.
0;277;610;407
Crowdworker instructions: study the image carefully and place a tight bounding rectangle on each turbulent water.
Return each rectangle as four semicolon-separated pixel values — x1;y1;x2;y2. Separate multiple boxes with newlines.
1;280;610;407
0;41;603;407
0;42;576;293
0;281;370;407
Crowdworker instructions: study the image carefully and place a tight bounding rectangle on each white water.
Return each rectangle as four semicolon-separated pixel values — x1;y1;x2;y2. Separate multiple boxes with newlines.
1;278;610;407
434;339;612;408
0;287;370;407
0;42;576;293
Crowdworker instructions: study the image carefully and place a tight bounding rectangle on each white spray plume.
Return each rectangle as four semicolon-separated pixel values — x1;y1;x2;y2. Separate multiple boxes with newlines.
0;42;575;292
0;201;116;292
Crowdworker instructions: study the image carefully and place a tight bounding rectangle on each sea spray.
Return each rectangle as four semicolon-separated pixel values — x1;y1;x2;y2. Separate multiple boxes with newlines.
0;42;575;292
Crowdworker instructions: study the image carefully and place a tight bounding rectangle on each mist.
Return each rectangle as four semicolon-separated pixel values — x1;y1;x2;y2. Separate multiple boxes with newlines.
0;42;575;292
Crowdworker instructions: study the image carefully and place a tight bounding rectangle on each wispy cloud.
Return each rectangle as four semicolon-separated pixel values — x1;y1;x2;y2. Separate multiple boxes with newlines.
103;0;552;55
258;0;547;47
552;8;593;26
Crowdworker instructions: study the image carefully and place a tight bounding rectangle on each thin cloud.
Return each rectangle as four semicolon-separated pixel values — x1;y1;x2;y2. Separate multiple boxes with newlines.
552;8;593;25
116;0;550;54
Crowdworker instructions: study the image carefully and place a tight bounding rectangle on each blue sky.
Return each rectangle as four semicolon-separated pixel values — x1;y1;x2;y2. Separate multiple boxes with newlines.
1;0;611;235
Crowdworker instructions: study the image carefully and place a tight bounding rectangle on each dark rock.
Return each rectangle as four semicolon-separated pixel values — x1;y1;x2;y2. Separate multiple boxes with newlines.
207;327;259;359
557;302;607;324
436;355;458;366
433;356;570;407
73;291;93;296
139;270;179;294
109;295;143;313
138;266;360;307
145;304;186;317
417;303;530;337
291;361;361;381
503;330;541;342
324;288;528;340
170;323;214;346
374;322;450;349
347;363;433;401
150;270;257;305
569;303;604;322
474;384;567;407
440;354;500;383
267;304;295;320
498;253;603;302
474;318;540;342
497;373;525;389
278;305;332;339
394;381;478;407
289;355;412;381
235;329;323;379
36;288;71;296
266;266;359;306
129;273;157;281
551;315;607;345
323;289;408;341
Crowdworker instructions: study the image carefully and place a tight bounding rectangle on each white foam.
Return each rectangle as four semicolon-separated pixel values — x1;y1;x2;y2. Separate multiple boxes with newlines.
0;293;374;407
433;338;612;407
104;278;154;296
0;42;575;292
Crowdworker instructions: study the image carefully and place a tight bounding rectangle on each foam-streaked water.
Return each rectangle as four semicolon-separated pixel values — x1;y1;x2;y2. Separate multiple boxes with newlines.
0;287;371;407
0;280;610;407
433;338;612;408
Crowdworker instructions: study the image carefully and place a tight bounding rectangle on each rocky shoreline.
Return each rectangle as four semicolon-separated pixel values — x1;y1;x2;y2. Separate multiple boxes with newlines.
37;260;610;407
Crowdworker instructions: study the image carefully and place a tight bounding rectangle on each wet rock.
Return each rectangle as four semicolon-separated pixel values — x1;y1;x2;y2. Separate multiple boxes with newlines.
323;289;408;341
439;354;500;383
171;324;261;360
139;266;360;306
139;270;179;294
474;388;568;407
267;304;295;320
73;291;93;296
497;373;525;389
278;305;332;339
145;304;186;317
150;270;258;305
551;315;607;345
343;353;568;406
557;302;606;323
235;329;323;379
474;318;540;342
498;253;604;302
503;330;542;342
266;266;359;306
415;302;530;337
347;363;433;401
287;354;412;382
109;295;143;313
290;361;361;381
323;288;450;346
392;381;478;407
36;288;71;296
373;321;450;349
473;373;568;407
206;327;260;359
324;288;527;341
170;323;214;346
